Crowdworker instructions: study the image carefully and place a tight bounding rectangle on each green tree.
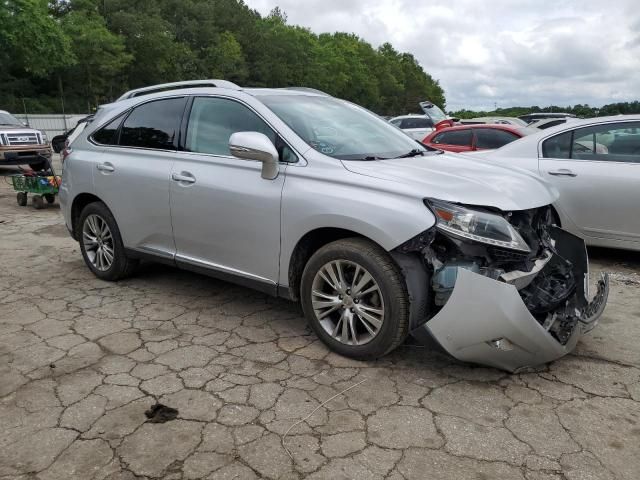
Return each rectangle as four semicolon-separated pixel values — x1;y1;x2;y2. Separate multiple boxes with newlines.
61;10;132;109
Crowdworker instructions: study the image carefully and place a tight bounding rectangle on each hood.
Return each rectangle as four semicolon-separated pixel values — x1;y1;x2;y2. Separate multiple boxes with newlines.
342;152;559;211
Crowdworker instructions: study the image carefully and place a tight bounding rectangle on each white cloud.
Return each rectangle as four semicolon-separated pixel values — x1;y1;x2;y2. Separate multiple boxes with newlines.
246;0;640;110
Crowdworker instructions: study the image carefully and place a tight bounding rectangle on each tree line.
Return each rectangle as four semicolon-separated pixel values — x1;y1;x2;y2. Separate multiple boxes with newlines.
451;101;640;119
0;0;446;116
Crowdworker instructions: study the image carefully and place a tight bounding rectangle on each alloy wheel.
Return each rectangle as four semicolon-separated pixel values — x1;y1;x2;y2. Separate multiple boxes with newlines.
311;260;385;345
82;214;115;271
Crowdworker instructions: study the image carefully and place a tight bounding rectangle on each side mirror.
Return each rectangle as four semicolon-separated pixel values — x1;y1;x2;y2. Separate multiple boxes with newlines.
229;131;279;180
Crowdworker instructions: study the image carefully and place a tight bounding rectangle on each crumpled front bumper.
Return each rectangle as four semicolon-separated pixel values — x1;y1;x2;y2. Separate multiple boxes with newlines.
411;229;609;372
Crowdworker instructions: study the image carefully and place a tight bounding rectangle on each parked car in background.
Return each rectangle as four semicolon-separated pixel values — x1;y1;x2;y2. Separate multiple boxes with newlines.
389;114;434;140
476;115;640;251
460;116;528;127
519;112;577;124
419;100;456;129
0;110;52;170
422;124;535;153
59;80;608;372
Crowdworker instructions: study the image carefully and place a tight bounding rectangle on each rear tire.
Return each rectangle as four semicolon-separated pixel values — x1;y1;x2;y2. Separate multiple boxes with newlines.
44;194;55;204
300;237;409;360
78;202;139;281
16;192;27;206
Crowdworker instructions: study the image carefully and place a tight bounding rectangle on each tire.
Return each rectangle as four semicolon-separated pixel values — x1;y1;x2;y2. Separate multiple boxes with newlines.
78;201;139;281
300;237;409;360
16;192;27;206
32;195;44;209
44;194;55;204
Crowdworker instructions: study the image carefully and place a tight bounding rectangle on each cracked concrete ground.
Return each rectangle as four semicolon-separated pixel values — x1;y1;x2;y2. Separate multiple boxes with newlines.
1;162;640;480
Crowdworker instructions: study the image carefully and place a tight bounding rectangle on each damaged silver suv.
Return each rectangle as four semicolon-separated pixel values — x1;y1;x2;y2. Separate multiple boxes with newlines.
59;80;609;372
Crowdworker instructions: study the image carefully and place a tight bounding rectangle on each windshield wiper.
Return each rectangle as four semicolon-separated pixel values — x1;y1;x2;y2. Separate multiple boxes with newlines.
395;149;425;158
348;155;389;161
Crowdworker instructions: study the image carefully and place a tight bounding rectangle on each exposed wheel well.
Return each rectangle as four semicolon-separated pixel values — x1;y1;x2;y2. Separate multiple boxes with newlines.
287;227;367;301
550;205;562;227
71;193;103;240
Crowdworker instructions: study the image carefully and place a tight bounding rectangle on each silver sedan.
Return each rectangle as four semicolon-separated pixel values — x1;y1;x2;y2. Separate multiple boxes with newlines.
475;115;640;251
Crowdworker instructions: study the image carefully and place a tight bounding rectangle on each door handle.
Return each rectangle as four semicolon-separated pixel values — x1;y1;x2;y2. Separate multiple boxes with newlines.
171;172;196;184
548;169;577;177
96;163;115;173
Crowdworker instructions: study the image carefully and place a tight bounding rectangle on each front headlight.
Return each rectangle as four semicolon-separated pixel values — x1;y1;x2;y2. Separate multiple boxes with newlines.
425;199;531;252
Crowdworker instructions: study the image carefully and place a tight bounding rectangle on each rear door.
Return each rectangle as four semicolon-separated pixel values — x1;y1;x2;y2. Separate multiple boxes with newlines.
429;129;473;152
169;96;292;291
539;121;640;245
91;97;187;258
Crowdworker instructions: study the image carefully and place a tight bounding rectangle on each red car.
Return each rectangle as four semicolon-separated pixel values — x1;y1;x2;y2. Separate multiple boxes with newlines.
422;124;533;153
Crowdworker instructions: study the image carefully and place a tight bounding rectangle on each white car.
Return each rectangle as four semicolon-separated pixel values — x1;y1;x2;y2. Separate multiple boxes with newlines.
389;114;434;141
477;115;640;251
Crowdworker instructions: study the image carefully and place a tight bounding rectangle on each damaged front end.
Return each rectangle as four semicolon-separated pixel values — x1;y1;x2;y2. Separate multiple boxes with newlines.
396;200;609;372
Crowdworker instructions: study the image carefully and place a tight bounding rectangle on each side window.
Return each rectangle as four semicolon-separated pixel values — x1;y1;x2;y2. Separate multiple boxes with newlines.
390;119;402;127
401;117;433;129
119;98;186;150
475;128;519;149
572;122;640;163
186;97;297;162
91;113;125;145
542;131;572;159
433;129;472;146
413;117;434;129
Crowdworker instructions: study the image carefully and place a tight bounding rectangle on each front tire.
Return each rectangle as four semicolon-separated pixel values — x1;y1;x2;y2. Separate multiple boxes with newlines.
78;202;138;281
300;238;409;360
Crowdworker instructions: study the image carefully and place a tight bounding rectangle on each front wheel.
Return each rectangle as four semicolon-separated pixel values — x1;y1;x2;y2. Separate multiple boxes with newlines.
300;238;410;360
78;202;138;281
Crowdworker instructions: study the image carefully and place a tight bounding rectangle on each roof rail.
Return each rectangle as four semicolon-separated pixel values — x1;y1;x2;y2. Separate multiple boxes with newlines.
284;87;329;96
116;80;241;101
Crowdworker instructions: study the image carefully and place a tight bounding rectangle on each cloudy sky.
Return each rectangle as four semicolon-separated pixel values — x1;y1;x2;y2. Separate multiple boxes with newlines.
245;0;639;111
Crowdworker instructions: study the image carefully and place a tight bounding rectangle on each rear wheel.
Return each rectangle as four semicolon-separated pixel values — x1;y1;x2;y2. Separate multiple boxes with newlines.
44;194;55;204
16;192;27;206
78;202;138;281
300;238;409;360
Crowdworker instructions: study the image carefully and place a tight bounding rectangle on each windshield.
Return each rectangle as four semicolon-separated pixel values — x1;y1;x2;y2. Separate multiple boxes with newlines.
0;112;22;126
259;95;426;160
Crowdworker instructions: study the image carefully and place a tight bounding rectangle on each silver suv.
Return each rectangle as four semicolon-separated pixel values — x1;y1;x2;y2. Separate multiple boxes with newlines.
60;81;608;372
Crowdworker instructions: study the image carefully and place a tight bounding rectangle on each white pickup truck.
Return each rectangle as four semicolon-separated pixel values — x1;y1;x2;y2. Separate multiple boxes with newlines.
0;110;52;170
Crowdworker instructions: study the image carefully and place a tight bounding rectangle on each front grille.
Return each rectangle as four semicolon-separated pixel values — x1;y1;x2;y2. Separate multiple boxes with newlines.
6;132;40;145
